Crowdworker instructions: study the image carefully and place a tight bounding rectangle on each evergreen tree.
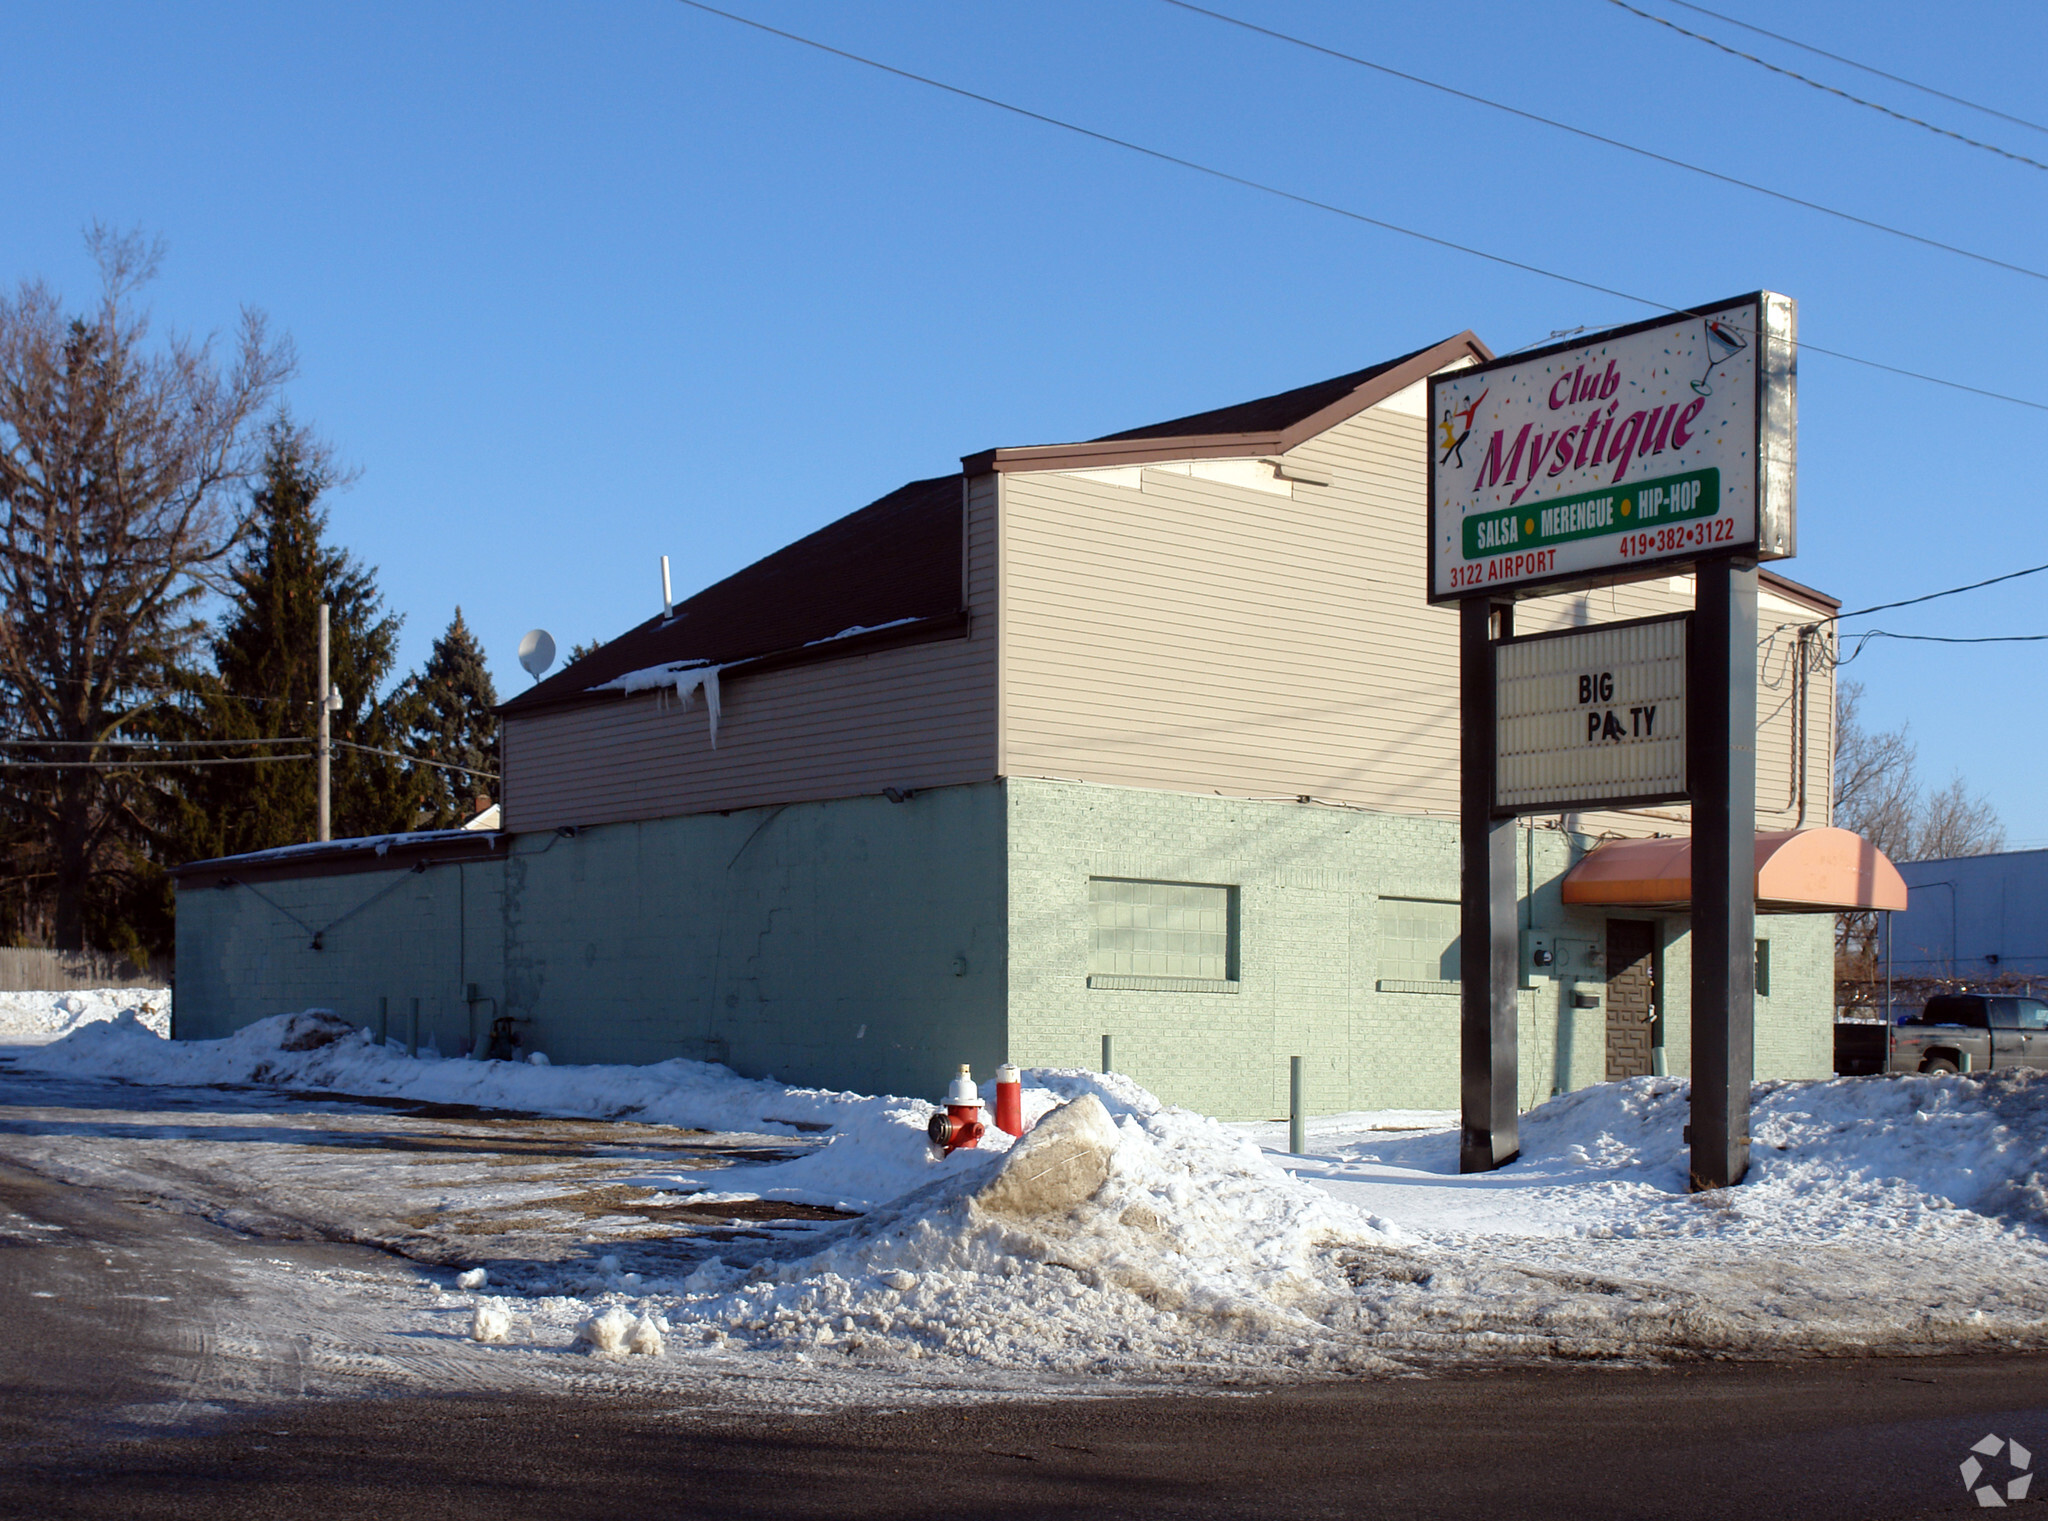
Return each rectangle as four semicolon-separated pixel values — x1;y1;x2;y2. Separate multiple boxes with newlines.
408;608;500;829
167;419;424;860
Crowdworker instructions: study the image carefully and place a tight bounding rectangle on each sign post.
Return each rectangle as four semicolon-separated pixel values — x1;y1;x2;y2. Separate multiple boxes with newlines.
1459;597;1520;1172
1686;558;1757;1189
1428;292;1795;1187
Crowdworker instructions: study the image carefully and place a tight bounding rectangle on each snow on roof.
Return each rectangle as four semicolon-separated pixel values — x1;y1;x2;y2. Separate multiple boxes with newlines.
180;827;503;873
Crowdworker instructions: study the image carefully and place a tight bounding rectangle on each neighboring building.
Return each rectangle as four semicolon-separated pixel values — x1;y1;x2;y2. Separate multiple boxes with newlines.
1893;849;2048;985
174;334;1870;1118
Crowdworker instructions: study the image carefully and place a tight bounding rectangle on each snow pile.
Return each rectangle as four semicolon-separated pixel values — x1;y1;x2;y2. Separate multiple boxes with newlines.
598;1070;2048;1373
1242;1072;2048;1362
608;1072;1395;1374
471;1300;514;1343
0;988;170;1046
1515;1070;2048;1234
574;1305;665;1358
1287;1071;2048;1242
17;1009;901;1136
26;1008;2048;1374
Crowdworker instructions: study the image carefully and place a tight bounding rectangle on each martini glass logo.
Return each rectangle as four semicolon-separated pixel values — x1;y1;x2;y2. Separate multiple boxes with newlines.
1691;317;1747;396
1960;1432;2032;1507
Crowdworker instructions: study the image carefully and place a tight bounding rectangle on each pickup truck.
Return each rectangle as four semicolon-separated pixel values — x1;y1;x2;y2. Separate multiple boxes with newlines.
1890;993;2048;1074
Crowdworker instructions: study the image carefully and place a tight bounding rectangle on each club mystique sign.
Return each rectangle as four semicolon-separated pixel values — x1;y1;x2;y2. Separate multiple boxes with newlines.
1427;292;1796;603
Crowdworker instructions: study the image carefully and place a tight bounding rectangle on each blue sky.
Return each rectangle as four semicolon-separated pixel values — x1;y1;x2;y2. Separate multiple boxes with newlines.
6;1;2045;842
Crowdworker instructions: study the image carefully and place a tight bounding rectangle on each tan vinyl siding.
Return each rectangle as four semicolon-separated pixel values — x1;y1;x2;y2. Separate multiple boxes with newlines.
999;406;1462;813
502;474;999;830
998;401;1833;838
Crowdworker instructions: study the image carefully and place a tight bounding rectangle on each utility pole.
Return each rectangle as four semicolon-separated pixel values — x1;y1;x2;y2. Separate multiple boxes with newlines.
317;601;332;843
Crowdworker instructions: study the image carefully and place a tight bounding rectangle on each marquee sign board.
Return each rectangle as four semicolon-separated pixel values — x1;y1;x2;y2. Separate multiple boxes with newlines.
1495;613;1687;814
1428;292;1796;603
1443;292;1793;1190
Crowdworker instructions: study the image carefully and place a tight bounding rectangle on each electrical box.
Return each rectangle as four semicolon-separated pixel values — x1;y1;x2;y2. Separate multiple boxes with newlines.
1522;933;1602;984
1553;937;1603;978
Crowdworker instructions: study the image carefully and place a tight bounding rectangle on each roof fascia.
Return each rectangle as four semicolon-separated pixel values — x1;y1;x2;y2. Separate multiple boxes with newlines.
961;331;1495;477
961;433;1282;477
1273;331;1493;451
1758;568;1840;613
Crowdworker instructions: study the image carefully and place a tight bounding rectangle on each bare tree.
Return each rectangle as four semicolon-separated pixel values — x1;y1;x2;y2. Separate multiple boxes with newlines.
0;227;294;949
1916;775;2005;860
1832;680;1918;860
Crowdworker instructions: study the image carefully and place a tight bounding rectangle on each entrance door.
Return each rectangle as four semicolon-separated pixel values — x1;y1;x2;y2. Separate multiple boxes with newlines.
1605;919;1657;1081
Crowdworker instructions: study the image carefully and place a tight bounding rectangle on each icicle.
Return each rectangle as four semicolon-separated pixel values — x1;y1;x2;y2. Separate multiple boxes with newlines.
593;659;722;747
669;666;723;748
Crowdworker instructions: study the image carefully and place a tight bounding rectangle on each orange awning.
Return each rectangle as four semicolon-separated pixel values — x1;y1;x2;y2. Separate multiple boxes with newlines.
1559;827;1908;914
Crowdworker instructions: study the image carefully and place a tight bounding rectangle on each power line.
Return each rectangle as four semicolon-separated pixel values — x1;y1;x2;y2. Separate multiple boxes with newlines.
672;1;1655;309
1606;0;2048;174
1853;630;2048;643
668;1;2048;416
1658;0;2048;139
0;755;311;770
0;737;498;781
1832;626;2048;668
1764;558;2048;646
1158;0;2048;286
0;737;312;750
332;739;500;782
1836;560;2048;621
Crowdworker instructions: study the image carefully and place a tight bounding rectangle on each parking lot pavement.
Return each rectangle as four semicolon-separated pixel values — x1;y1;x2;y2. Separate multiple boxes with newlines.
7;1331;2048;1518
2;1143;2044;1520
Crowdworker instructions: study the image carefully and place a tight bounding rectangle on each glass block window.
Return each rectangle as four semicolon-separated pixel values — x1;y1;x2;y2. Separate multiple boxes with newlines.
1379;899;1461;984
1088;878;1236;981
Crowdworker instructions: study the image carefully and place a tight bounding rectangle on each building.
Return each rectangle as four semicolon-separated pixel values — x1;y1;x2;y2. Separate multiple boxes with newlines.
1892;849;2048;987
173;334;1873;1118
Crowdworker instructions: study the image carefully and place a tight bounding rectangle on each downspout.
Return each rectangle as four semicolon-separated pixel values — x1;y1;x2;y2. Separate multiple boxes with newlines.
1796;626;1811;827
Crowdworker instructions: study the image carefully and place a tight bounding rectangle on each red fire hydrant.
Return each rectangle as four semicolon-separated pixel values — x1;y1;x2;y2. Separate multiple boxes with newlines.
993;1062;1024;1138
927;1063;987;1153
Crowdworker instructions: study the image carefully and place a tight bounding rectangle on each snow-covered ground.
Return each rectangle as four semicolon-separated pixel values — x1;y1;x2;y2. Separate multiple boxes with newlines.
11;1008;2048;1406
0;987;169;1045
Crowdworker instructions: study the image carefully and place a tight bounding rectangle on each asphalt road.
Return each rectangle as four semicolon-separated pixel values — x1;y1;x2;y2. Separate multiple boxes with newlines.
3;1157;2044;1520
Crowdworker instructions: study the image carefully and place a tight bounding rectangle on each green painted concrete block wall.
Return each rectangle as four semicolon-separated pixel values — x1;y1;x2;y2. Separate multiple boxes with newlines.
176;776;1833;1118
1002;778;1836;1121
175;862;504;1054
499;784;1006;1095
176;784;1008;1098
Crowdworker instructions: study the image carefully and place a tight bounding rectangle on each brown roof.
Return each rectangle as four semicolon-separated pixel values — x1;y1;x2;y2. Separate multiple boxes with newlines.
500;473;964;716
1094;343;1454;442
960;332;1492;475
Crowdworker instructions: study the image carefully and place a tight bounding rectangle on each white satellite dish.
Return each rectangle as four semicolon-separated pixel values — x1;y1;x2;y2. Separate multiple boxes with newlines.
517;629;556;682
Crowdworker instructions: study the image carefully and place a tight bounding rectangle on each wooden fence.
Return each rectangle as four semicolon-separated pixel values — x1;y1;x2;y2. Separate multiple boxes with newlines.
0;947;171;992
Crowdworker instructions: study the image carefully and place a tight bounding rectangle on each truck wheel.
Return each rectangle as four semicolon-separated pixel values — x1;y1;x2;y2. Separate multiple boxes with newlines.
1919;1057;1959;1075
